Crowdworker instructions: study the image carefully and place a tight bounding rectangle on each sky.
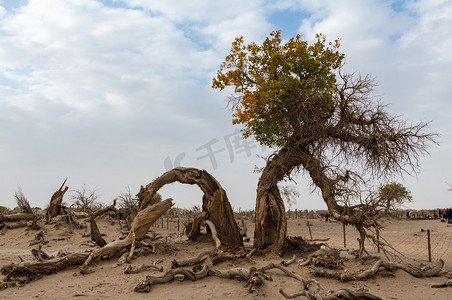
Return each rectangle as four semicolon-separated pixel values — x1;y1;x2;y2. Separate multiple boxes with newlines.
0;0;451;211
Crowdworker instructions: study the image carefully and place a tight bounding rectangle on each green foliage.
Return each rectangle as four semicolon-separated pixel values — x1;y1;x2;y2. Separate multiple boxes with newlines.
149;193;162;206
0;206;10;213
213;31;344;148
253;165;264;174
379;182;412;209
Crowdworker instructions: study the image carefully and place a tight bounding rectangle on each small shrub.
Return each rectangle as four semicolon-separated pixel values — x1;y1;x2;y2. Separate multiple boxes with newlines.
70;185;102;213
14;187;33;214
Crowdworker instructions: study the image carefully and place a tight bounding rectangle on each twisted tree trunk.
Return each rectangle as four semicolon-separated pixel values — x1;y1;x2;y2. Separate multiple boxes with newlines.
254;181;286;251
253;140;368;252
254;144;302;251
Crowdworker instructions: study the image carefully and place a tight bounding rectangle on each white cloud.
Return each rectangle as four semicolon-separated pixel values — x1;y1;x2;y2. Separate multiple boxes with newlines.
122;0;264;23
0;0;212;112
295;0;452;208
0;0;450;211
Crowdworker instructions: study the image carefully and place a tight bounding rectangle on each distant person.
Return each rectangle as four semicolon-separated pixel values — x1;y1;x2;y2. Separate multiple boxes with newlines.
325;213;329;222
406;211;410;218
446;208;452;222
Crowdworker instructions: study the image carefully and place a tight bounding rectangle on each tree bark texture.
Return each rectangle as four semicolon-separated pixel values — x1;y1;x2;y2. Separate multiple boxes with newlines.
46;178;69;220
137;167;242;249
253;139;371;252
0;213;37;223
185;211;207;239
311;258;444;281
254;144;302;250
89;200;118;247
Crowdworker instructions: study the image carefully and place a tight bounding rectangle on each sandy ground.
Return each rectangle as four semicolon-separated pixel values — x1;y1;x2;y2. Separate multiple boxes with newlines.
1;215;452;300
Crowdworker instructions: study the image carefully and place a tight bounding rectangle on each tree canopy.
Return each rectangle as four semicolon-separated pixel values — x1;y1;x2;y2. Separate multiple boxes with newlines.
213;31;437;252
379;181;412;211
212;31;344;148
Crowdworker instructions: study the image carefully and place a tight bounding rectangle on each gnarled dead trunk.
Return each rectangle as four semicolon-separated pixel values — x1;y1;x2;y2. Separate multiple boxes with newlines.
46;178;69;221
89;199;118;247
254;144;302;251
137;167;242;250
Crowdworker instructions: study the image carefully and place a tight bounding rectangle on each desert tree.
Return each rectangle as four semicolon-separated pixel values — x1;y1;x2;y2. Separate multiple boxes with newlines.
70;184;101;213
118;186;140;212
213;31;437;252
14;186;33;214
378;182;412;213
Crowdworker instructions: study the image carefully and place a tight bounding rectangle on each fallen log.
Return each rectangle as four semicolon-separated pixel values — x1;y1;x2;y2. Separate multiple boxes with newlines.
124;262;163;274
171;247;246;270
1;221;30;229
1;199;173;283
2;252;91;282
137;250;317;295
282;255;296;266
0;213;37;223
311;258;444;281
280;287;385;300
135;257;210;293
431;279;452;288
171;250;211;268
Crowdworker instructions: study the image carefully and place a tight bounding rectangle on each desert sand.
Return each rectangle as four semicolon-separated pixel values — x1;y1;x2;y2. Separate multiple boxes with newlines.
1;214;451;300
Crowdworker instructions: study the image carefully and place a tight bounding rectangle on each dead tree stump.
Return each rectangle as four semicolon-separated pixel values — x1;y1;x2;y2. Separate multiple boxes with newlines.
46;178;69;221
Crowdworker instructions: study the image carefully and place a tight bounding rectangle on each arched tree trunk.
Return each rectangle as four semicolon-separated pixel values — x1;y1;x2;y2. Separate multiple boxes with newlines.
253;142;373;254
137;167;242;250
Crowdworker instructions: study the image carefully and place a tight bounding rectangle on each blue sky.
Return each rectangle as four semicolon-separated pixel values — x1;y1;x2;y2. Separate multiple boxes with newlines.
0;0;451;210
